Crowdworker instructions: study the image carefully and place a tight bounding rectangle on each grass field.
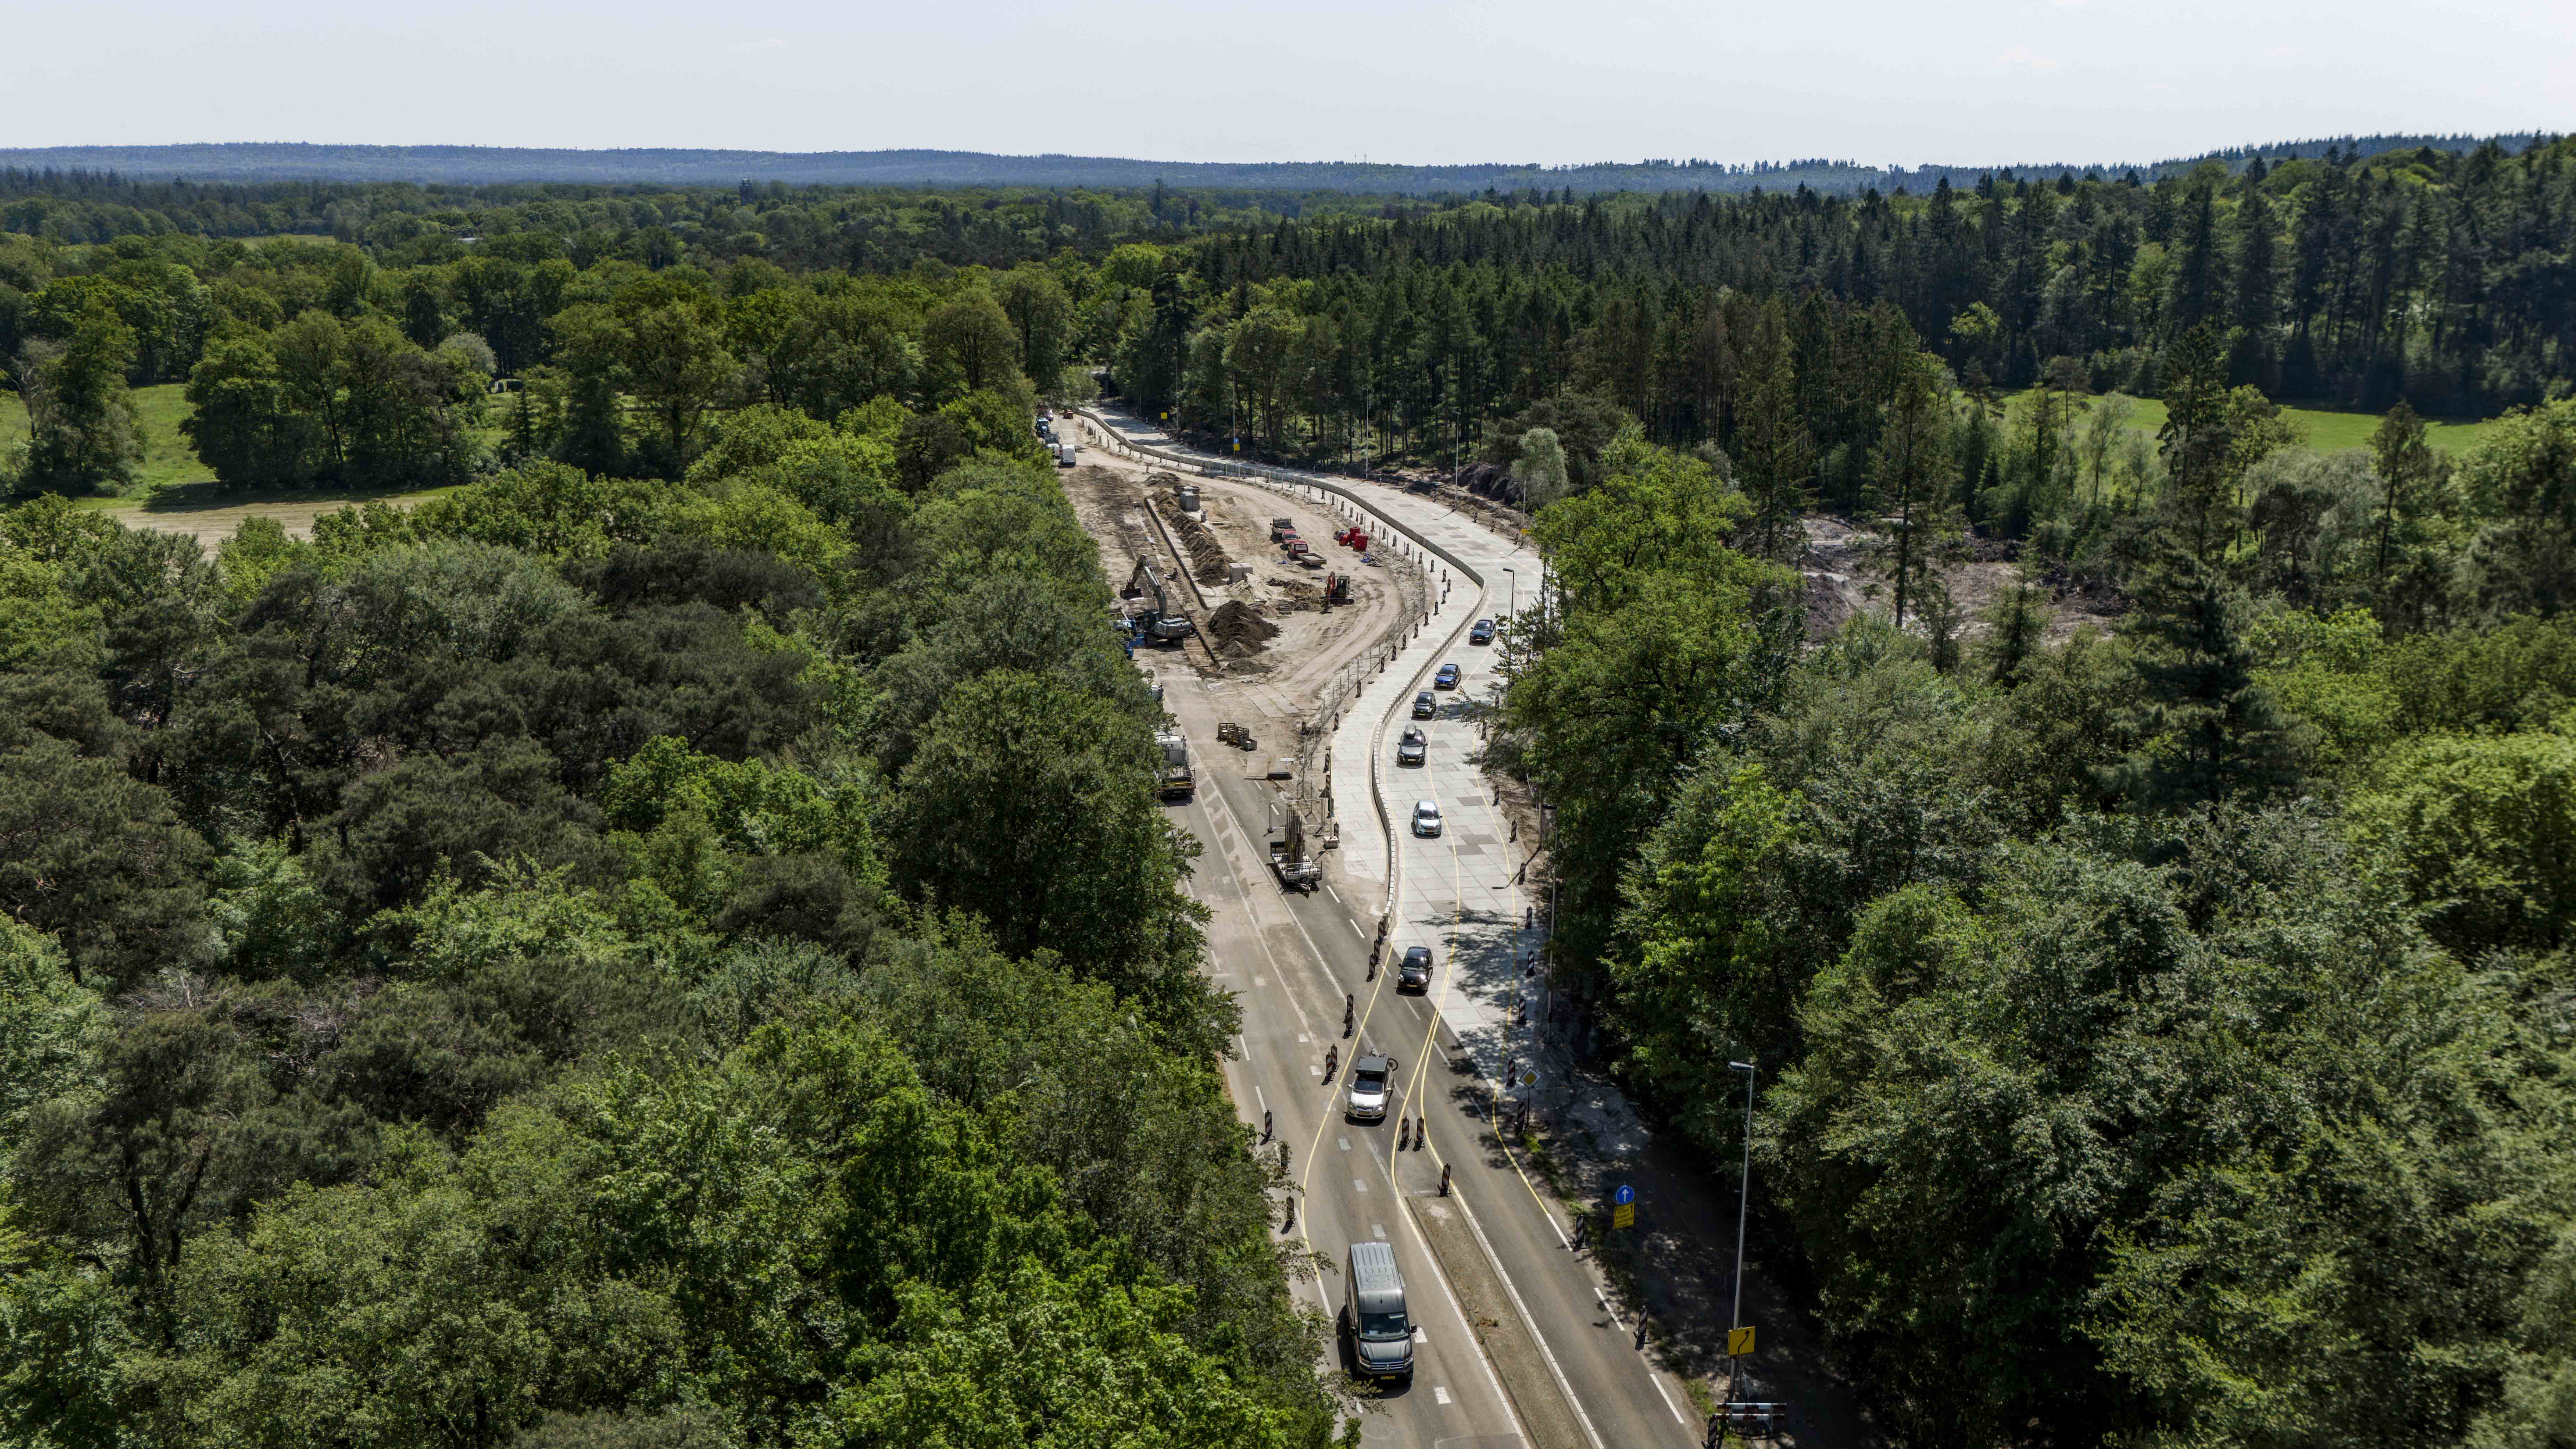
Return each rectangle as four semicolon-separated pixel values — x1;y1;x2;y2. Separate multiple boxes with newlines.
1;382;217;495
5;382;513;507
2013;390;2507;455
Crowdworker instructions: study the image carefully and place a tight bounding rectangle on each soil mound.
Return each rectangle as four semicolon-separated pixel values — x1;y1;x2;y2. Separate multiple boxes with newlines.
1206;600;1282;652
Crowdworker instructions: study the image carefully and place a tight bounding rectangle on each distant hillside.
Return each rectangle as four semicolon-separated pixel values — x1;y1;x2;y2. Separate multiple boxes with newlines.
0;135;2549;196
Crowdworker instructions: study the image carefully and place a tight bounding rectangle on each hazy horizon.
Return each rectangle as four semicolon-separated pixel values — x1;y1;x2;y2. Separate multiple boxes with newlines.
5;0;2566;167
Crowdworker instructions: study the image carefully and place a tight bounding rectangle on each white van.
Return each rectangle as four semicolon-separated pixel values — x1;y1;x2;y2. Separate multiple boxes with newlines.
1342;1241;1413;1381
1056;441;1078;468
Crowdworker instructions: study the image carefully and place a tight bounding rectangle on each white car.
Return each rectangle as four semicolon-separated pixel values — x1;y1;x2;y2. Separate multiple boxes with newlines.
1412;800;1442;838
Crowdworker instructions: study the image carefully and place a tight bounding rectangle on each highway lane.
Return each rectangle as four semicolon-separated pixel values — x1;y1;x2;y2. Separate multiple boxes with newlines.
1164;679;1528;1449
1103;408;1710;1449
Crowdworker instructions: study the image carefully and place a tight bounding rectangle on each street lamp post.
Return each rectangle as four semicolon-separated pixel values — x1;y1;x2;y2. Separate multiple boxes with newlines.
1725;1058;1756;1405
1501;565;1516;622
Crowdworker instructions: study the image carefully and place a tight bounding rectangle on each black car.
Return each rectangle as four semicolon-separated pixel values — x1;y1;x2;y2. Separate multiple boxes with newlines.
1397;946;1433;992
1412;691;1437;719
1396;728;1426;766
1434;663;1462;690
1469;618;1496;645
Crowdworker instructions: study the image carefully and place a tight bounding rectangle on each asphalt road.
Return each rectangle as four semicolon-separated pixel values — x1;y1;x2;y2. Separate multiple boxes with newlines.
1119;411;1710;1449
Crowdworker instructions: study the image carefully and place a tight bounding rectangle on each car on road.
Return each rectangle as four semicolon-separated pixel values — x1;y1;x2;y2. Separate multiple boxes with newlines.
1343;1241;1414;1382
1412;691;1436;719
1344;1053;1394;1121
1434;663;1462;690
1396;728;1426;766
1411;799;1442;837
1398;946;1433;992
1470;618;1495;645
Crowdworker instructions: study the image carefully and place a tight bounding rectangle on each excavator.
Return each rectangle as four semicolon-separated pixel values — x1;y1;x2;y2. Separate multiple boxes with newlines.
1123;558;1197;642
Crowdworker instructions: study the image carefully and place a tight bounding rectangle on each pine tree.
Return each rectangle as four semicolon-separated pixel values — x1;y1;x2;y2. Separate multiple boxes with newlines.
1977;570;2049;688
2112;545;2300;814
2166;182;2230;333
2230;171;2279;382
1733;304;1813;561
2370;400;2434;581
2155;325;2238;561
1860;352;1956;627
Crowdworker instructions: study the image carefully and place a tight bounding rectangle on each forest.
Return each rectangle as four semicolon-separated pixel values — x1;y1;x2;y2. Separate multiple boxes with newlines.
0;268;1338;1439
1489;378;2576;1444
1122;135;2576;456
2;140;2575;1449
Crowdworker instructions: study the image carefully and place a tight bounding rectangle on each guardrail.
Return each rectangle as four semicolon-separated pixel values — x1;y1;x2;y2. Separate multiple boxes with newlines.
1075;408;1500;929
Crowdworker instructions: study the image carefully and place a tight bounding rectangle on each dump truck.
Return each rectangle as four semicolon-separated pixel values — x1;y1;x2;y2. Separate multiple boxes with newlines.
1267;813;1320;892
1270;517;1294;541
1155;731;1193;799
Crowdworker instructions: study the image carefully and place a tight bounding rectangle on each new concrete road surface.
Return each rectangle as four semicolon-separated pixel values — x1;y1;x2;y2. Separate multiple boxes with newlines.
1097;407;1709;1449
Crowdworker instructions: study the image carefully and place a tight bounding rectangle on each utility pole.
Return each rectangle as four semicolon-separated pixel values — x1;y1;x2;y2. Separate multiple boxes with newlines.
1725;1058;1756;1406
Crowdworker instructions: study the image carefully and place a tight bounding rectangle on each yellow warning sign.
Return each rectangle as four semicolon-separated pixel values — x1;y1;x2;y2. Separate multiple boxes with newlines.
1612;1203;1635;1230
1728;1325;1756;1357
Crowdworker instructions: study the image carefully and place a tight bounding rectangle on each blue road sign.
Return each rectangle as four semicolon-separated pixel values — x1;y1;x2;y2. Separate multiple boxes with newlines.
1613;1183;1636;1207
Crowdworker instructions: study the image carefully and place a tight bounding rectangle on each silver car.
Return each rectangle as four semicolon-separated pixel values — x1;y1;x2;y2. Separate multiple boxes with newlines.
1345;1054;1394;1121
1412;800;1442;837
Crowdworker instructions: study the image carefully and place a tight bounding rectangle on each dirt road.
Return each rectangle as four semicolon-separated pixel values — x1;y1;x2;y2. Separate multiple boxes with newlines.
99;487;446;550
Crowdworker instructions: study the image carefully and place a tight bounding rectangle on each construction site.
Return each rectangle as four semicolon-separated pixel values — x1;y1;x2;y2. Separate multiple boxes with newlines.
1060;455;1433;865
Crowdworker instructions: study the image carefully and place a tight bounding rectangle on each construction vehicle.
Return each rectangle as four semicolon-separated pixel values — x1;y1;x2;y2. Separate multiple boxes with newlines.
1154;731;1193;799
1270;517;1294;541
1323;572;1352;607
1336;526;1370;551
1267;812;1321;892
1122;559;1196;641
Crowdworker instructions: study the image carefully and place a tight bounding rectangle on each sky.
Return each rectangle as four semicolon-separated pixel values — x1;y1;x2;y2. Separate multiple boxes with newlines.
4;0;2568;168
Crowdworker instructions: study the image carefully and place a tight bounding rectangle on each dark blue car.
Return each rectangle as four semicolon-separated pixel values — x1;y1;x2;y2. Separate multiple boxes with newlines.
1434;663;1462;690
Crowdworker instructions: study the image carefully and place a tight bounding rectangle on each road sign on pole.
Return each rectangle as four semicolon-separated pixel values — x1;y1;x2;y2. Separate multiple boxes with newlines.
1728;1325;1757;1357
1612;1203;1635;1229
1613;1183;1636;1206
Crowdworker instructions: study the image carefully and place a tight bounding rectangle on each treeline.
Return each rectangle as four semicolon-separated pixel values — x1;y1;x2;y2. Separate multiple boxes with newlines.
7;139;2565;499
0;133;2540;196
0;215;1169;493
1490;354;2576;1443
0;355;1340;1436
1115;136;2576;451
0;170;1318;266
